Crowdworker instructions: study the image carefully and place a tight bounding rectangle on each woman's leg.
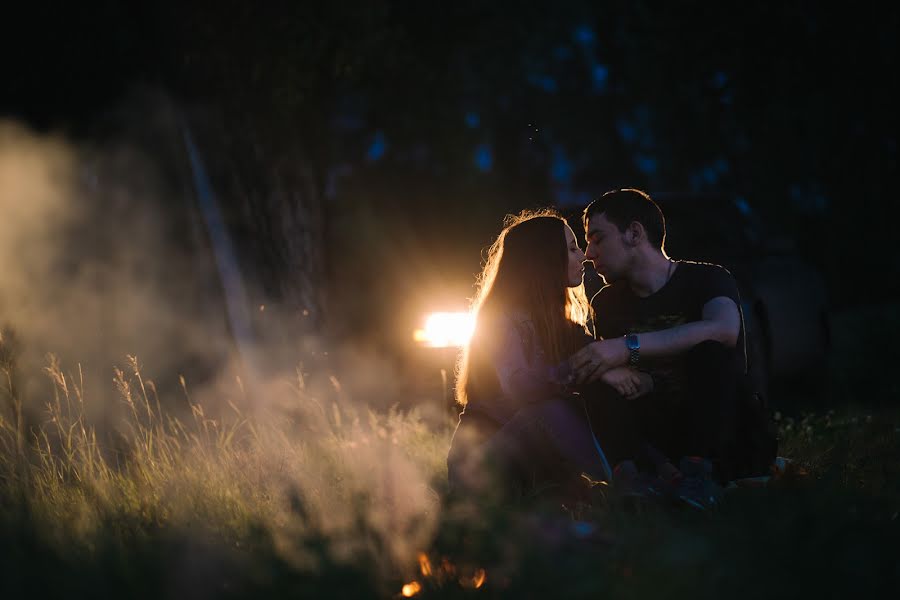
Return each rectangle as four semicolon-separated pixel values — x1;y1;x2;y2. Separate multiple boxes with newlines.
446;411;500;498
480;397;612;485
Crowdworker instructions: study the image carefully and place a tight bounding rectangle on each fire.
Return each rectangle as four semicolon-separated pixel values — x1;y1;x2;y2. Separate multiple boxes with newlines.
413;312;475;348
410;553;487;593
418;552;433;577
459;567;487;589
440;557;457;577
401;581;422;597
473;568;487;589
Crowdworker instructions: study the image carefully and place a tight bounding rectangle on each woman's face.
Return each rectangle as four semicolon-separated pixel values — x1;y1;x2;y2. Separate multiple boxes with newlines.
564;224;587;287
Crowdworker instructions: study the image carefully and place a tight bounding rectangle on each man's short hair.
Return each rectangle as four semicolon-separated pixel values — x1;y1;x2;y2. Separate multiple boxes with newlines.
583;188;666;250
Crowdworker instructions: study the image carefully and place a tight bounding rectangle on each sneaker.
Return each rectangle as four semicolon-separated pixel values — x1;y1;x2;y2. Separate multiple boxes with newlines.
674;456;723;510
768;456;810;487
679;455;713;478
610;460;669;509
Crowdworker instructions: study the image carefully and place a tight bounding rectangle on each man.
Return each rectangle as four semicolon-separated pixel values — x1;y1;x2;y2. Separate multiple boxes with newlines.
571;188;775;492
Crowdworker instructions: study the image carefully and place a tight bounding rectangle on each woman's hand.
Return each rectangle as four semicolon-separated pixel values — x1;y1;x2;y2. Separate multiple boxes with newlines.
600;368;654;400
632;371;654;400
599;367;641;397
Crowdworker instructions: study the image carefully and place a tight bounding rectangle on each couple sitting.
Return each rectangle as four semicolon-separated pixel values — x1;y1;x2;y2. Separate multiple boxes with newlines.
447;188;777;509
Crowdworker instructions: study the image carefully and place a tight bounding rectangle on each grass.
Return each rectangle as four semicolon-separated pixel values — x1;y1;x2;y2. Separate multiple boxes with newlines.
1;323;899;598
0;342;449;598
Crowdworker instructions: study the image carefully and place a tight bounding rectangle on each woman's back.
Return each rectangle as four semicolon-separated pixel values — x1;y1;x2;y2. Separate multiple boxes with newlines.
463;311;591;427
447;210;593;497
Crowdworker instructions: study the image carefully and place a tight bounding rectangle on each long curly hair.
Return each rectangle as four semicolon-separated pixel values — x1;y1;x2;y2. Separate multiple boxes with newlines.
456;209;589;407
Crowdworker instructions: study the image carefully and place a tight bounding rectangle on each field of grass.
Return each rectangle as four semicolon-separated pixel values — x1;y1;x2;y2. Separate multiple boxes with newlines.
1;307;899;598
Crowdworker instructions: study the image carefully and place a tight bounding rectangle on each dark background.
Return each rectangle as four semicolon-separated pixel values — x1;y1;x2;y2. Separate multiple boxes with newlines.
2;0;897;407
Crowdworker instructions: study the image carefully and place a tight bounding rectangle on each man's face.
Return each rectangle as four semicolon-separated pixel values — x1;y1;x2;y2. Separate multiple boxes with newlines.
584;213;632;282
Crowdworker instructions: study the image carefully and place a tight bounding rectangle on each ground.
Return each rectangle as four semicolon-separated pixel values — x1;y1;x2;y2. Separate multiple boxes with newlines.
1;304;898;598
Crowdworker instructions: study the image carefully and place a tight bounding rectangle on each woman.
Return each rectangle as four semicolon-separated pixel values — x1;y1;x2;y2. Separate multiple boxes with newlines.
446;209;647;500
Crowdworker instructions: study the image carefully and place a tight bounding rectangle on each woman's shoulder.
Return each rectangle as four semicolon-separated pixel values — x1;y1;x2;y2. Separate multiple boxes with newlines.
498;309;536;338
480;310;537;355
504;308;532;323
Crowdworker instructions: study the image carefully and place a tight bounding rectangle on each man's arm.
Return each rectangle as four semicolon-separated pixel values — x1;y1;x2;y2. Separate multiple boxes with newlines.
571;296;741;383
630;296;741;355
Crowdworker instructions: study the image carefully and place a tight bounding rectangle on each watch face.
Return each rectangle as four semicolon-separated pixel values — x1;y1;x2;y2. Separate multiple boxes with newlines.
626;334;639;350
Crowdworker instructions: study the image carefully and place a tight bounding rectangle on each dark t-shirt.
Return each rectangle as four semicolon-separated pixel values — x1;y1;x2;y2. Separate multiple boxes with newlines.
591;260;746;400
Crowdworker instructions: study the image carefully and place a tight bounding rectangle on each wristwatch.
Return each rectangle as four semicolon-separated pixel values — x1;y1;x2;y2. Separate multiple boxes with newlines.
625;333;640;366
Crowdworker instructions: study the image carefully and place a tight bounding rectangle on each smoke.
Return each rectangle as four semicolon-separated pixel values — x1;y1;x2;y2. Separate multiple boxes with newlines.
0;117;233;412
0;112;448;581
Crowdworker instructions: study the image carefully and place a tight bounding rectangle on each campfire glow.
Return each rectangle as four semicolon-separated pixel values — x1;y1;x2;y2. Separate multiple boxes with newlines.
401;581;422;597
412;312;475;348
471;568;487;589
418;552;433;576
407;552;491;594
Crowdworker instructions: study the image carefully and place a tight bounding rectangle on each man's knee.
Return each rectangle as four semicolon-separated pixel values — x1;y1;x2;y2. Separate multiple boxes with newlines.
683;341;741;419
686;340;743;382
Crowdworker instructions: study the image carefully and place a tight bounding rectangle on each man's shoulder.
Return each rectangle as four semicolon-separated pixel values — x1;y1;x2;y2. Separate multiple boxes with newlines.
589;283;628;339
674;260;741;303
590;282;626;309
677;259;734;278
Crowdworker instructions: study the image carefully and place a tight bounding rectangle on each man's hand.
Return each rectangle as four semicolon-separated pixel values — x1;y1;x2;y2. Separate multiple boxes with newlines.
570;338;629;384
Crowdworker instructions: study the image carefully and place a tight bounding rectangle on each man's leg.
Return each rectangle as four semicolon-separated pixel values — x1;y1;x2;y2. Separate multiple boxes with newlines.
676;340;742;481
